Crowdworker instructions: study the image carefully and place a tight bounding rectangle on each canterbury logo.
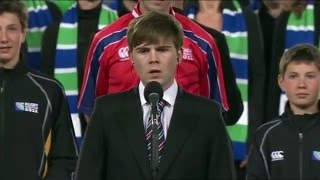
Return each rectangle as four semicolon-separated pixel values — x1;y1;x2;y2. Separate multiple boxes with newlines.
118;46;129;59
182;48;193;60
271;151;284;161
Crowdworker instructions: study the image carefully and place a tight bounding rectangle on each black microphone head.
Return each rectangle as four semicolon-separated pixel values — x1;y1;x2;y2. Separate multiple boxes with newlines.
144;81;163;103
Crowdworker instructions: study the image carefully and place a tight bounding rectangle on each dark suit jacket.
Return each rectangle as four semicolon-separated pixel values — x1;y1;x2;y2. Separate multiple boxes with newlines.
75;87;236;180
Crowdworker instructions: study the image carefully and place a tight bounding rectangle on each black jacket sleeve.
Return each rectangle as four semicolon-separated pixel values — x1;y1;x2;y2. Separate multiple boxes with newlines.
23;1;61;68
45;82;78;180
208;104;236;179
46;1;62;22
243;7;266;150
207;27;243;126
75;98;106;180
266;12;288;124
40;22;59;77
246;133;268;179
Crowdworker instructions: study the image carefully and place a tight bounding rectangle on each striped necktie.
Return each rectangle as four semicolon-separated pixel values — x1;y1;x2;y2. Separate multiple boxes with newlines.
146;99;167;161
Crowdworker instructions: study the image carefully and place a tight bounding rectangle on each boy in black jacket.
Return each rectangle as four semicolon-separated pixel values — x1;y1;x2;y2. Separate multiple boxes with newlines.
0;2;77;179
247;43;320;179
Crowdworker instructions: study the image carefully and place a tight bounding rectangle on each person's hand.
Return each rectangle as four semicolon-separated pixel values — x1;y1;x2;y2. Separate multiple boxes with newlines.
239;155;248;168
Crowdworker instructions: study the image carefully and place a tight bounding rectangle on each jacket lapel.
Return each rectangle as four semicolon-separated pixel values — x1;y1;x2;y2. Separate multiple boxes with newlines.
158;89;196;179
118;88;151;179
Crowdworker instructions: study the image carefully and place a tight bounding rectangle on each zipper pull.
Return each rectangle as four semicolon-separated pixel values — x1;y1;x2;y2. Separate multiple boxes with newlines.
0;80;4;93
299;133;303;141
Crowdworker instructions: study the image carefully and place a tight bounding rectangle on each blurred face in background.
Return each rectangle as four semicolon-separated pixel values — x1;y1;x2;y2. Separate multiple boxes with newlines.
139;0;171;14
263;0;281;10
0;12;26;69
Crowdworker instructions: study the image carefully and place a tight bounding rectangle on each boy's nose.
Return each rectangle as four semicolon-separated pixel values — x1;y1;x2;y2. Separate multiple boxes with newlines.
298;78;307;88
149;50;159;64
0;31;9;43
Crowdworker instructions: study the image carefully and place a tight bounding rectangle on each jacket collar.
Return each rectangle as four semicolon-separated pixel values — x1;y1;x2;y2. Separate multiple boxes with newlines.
0;59;28;80
280;100;320;132
282;100;320;118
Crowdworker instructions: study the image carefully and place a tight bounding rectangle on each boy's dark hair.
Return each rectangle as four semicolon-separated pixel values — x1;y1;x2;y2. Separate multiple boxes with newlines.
0;1;28;31
279;43;320;76
127;11;183;51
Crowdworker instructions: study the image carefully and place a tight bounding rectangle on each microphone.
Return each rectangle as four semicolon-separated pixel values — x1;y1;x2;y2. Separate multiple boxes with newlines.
144;81;163;179
144;81;163;106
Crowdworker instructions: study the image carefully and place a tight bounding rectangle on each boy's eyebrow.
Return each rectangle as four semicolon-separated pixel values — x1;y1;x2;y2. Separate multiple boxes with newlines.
6;24;18;28
135;44;173;49
306;71;318;74
287;71;318;74
286;71;298;74
153;44;175;50
135;46;149;50
157;45;172;48
0;24;17;30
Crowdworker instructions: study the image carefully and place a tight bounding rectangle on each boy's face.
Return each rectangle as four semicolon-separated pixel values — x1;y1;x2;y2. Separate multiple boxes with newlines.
278;61;320;113
130;39;181;91
0;12;26;69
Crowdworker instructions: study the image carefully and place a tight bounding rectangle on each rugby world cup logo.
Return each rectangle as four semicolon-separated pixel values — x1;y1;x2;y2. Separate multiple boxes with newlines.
312;151;320;161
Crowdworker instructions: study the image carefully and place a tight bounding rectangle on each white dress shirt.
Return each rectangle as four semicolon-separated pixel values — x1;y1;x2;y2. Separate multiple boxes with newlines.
139;81;178;139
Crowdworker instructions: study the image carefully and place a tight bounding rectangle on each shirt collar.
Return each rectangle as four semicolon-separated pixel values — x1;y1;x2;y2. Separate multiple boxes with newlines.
139;80;178;107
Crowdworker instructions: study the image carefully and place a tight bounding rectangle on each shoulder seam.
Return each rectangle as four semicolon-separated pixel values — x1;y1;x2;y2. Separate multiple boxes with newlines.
259;120;282;179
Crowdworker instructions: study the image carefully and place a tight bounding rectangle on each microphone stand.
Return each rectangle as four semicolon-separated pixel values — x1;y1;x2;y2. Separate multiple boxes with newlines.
150;101;159;180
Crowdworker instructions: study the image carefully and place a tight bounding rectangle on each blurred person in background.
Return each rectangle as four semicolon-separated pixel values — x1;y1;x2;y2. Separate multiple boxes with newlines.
0;1;77;179
267;0;320;124
24;0;62;70
40;0;118;150
184;0;264;178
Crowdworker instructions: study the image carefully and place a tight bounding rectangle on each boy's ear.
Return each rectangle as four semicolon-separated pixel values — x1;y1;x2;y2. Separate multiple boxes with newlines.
21;28;27;43
129;51;134;65
177;49;183;64
278;74;285;91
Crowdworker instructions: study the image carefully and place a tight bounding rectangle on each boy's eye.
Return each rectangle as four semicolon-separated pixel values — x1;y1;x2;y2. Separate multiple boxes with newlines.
307;74;316;79
158;47;169;52
8;26;17;31
137;49;148;53
288;74;297;79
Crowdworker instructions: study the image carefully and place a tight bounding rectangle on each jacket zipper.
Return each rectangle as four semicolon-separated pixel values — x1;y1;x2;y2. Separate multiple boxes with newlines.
0;80;5;137
0;80;5;176
299;132;303;180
